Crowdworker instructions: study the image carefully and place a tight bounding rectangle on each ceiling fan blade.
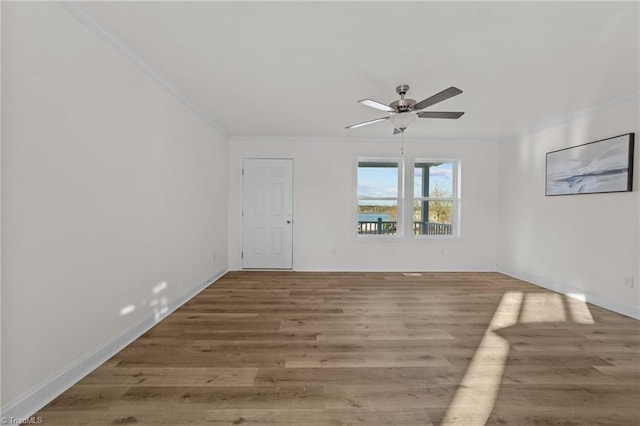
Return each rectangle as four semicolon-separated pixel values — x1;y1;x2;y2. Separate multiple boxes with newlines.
393;128;403;135
358;99;395;112
345;116;389;129
413;87;463;110
417;111;465;119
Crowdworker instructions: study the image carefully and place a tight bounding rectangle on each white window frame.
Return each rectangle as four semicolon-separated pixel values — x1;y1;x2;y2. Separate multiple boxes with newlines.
355;157;404;239
409;158;461;239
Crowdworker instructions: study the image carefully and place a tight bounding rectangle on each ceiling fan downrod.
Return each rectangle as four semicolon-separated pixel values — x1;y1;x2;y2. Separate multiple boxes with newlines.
391;84;416;113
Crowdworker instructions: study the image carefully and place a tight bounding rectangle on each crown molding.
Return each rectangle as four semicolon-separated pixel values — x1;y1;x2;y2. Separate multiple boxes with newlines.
58;1;230;140
499;90;640;144
229;135;499;145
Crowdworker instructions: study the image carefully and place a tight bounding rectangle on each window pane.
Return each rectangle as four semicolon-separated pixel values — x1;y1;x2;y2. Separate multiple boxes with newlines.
413;200;453;235
357;201;398;235
414;162;454;198
358;163;398;198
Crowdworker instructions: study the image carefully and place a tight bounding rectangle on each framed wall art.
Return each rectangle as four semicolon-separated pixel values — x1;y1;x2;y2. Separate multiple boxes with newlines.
546;133;634;196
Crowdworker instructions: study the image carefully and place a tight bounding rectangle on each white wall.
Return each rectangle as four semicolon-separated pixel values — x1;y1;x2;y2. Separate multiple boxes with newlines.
0;2;4;413
229;138;500;271
1;1;228;415
498;95;640;318
2;1;636;422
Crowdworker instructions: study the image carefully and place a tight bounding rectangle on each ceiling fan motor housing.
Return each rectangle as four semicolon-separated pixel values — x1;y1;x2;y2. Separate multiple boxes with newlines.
390;98;417;112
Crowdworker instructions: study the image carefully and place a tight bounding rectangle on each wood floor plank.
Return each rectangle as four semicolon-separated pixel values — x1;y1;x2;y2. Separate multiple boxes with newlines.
80;367;258;387
284;351;453;368
254;367;446;386
203;408;434;426
33;271;640;425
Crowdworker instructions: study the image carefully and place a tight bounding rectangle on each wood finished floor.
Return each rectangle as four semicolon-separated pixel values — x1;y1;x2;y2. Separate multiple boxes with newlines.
35;272;639;425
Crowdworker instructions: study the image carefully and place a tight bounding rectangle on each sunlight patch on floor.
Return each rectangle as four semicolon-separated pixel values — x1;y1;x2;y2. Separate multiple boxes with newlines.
565;293;595;324
519;293;566;323
441;291;524;426
441;288;596;424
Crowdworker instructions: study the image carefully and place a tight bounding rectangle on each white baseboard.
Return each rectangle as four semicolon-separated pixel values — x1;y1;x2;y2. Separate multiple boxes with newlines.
0;268;228;422
293;265;498;273
498;266;640;320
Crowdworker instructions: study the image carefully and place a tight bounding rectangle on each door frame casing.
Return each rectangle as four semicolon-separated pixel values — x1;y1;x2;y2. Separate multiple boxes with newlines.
240;156;295;270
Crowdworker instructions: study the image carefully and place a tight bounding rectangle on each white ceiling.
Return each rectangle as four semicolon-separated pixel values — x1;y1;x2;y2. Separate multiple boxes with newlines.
79;1;639;141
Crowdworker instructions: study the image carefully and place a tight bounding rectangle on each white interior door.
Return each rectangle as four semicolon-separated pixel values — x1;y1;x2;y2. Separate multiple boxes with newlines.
242;158;293;269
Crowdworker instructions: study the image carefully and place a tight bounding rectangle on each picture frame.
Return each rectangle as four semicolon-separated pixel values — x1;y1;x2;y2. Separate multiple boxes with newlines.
546;133;634;196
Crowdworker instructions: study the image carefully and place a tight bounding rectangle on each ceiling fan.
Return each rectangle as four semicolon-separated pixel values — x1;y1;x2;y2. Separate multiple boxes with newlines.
346;84;464;134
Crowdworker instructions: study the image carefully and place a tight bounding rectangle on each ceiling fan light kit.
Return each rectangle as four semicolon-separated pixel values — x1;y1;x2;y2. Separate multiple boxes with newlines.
346;84;465;134
389;111;417;131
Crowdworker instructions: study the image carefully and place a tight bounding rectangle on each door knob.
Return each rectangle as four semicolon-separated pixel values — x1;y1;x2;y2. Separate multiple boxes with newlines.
286;220;292;224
